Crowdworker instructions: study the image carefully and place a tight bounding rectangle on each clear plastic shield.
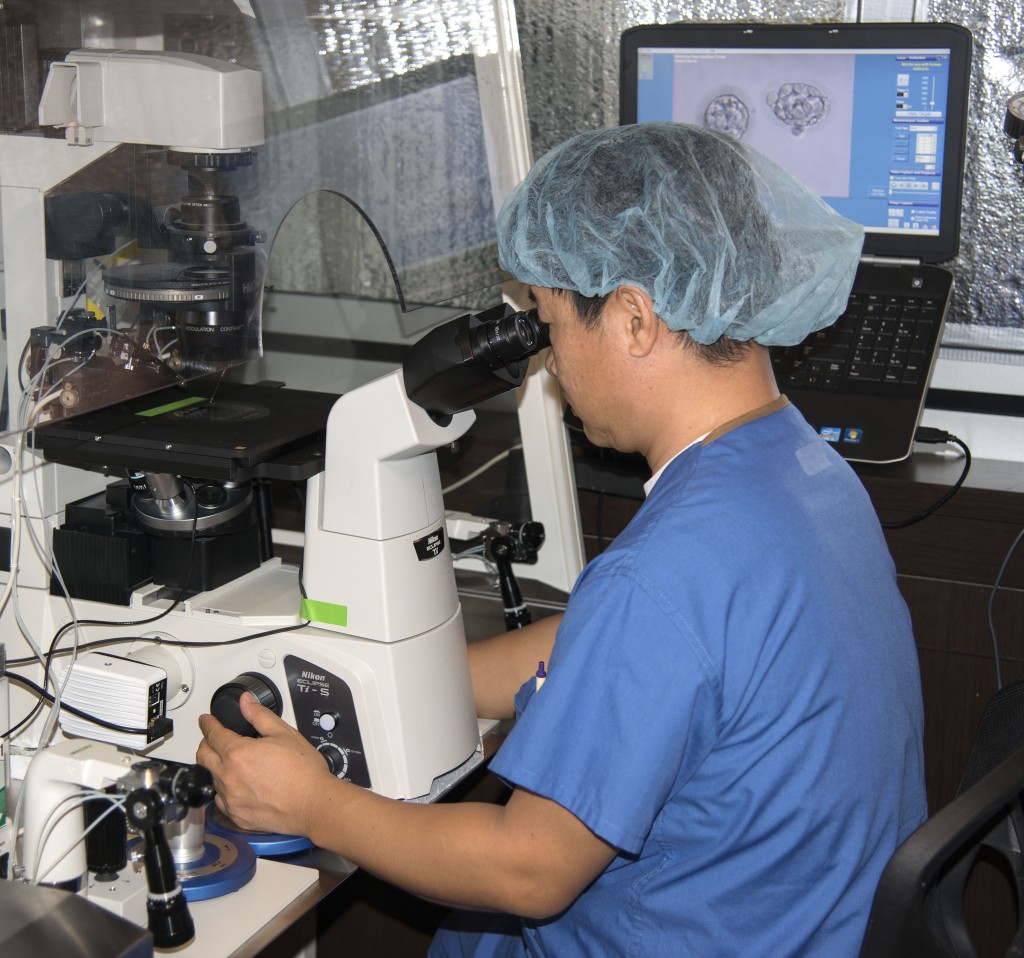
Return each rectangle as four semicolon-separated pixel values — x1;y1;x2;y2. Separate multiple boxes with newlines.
0;0;519;441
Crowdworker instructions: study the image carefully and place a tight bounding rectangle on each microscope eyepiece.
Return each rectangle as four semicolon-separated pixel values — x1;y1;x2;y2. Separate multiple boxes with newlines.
469;308;546;369
403;304;550;419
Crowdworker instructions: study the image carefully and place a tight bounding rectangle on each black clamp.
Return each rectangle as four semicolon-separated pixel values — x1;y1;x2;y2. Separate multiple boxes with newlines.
482;521;545;630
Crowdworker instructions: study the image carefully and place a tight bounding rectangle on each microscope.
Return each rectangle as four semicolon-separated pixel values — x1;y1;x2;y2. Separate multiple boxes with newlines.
2;49;550;919
3;48;266;425
0;47;272;704
18;739;222;950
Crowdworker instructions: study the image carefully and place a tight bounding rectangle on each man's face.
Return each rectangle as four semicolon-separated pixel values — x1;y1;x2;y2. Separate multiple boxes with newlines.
532;287;619;450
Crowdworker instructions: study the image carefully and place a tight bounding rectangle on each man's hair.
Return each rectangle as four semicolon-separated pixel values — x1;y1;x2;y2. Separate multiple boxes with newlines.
557;288;754;366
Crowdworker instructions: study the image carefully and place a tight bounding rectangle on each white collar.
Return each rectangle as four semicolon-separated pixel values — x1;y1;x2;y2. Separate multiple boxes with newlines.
643;433;709;496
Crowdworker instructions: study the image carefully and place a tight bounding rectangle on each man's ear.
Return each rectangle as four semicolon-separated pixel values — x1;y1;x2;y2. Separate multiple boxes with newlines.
613;285;660;358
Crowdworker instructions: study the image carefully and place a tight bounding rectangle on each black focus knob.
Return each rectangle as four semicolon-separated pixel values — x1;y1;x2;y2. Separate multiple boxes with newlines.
210;673;282;737
318;742;348;777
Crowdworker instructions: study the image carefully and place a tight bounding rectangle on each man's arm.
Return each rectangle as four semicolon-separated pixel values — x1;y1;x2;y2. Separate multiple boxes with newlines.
197;692;615;919
468;613;561;719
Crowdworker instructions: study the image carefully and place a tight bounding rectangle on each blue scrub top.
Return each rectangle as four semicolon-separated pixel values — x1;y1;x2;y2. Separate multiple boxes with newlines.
438;400;926;958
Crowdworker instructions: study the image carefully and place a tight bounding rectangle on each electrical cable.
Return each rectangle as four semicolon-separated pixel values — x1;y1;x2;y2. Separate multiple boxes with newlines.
2;355;91;754
4;268;155;748
2;479;202;742
1;358;94;881
4;241;141;884
441;443;522;496
5;617;314;679
986;525;1024;693
5;672;150;735
31;790;125;885
880;428;971;529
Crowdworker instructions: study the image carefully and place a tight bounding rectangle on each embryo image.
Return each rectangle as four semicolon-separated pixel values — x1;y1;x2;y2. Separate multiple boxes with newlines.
765;82;830;135
703;94;750;138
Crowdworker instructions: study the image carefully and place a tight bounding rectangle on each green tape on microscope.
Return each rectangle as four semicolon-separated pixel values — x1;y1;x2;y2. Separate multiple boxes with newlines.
300;598;348;627
135;396;208;417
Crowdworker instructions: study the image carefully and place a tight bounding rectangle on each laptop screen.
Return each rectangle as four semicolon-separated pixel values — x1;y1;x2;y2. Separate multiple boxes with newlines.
619;23;972;263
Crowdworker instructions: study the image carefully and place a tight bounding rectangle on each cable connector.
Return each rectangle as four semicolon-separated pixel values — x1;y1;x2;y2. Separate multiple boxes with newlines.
882;426;972;529
914;426;957;445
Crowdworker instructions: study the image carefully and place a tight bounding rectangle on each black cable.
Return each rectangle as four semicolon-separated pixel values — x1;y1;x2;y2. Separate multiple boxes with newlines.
5;479;315;740
5;671;150;735
880;429;971;529
8;618;313;669
4;478;203;739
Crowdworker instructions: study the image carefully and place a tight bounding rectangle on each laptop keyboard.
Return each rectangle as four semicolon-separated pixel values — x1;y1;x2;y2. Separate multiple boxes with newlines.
771;292;943;391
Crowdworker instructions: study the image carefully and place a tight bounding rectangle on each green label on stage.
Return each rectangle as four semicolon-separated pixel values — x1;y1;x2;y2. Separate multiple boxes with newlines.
136;396;208;418
300;598;348;627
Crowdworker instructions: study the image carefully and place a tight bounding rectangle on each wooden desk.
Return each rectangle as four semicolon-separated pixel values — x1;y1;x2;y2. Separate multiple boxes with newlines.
855;455;1024;810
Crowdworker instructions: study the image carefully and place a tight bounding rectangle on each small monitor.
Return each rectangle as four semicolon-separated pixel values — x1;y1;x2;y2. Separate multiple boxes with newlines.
619;22;973;263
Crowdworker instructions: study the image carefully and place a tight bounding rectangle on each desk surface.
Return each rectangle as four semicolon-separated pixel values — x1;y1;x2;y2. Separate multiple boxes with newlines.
855;451;1024;496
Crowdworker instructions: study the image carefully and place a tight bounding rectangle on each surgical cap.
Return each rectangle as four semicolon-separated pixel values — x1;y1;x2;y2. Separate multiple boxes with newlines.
496;122;864;346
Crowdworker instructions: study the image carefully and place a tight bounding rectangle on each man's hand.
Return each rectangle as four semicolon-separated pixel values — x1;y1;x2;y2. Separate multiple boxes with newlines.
197;692;335;836
197;685;618;919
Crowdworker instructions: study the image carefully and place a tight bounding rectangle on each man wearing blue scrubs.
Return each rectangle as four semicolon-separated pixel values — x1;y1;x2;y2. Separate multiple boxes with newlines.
199;122;927;957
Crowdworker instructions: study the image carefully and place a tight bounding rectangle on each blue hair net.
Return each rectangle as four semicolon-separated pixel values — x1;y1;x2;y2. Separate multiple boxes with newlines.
496;122;864;346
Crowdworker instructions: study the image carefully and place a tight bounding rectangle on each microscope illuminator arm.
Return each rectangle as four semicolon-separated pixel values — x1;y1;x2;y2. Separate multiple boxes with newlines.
39;49;265;151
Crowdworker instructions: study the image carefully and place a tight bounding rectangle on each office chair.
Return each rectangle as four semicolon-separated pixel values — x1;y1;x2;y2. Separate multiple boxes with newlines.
859;683;1024;958
959;679;1024;796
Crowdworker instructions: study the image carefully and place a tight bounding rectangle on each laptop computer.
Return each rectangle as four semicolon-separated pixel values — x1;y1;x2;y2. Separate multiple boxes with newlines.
619;21;973;463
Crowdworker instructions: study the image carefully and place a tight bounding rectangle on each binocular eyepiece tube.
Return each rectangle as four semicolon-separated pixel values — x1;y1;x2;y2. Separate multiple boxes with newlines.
403;304;549;420
468;308;547;370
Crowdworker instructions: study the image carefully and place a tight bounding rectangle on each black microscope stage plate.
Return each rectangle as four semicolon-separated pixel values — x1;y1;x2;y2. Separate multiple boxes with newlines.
32;379;339;482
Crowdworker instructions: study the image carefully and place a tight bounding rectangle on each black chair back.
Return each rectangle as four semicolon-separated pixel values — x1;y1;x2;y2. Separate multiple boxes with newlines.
859;690;1024;958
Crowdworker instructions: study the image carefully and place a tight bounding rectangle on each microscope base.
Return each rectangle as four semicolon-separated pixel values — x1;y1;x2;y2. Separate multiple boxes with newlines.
88;833;258;929
86;866;149;927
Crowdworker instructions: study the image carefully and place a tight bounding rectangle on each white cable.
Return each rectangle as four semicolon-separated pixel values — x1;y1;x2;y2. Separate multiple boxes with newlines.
55;241;135;330
5;242;135;881
147;323;179;360
441;443;522;496
32;790;126;884
4;349;85;885
15;376;79;709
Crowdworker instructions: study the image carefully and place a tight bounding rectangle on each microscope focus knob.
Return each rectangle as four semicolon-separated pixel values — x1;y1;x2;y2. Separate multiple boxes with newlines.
210;673;282;737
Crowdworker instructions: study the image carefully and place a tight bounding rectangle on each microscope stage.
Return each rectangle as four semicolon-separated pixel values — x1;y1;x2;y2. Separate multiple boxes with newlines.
33;378;339;481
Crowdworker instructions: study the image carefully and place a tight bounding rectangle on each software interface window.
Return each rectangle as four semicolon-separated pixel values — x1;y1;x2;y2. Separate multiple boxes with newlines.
635;45;953;235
